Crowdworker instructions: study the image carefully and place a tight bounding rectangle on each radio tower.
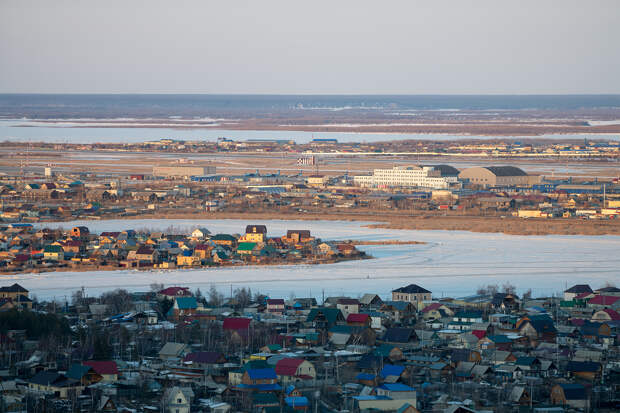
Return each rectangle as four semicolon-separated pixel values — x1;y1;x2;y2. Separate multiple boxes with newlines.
19;143;31;184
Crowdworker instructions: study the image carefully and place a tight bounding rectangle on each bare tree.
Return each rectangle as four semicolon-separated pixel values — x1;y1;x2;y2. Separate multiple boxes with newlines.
150;283;164;292
501;282;516;295
207;285;224;307
101;289;134;314
234;287;252;309
476;284;499;296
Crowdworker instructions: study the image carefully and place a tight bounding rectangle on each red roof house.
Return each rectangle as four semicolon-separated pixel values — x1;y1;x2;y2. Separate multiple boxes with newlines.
223;317;251;331
158;287;192;299
471;330;487;340
346;313;370;326
589;295;620;306
422;303;442;313
275;358;315;381
82;361;119;380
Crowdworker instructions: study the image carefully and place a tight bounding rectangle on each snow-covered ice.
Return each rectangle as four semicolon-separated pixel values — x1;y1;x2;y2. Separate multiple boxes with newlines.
4;219;619;302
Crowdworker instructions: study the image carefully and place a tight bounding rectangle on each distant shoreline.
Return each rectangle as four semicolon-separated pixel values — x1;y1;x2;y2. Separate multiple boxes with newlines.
0;252;372;277
34;211;620;236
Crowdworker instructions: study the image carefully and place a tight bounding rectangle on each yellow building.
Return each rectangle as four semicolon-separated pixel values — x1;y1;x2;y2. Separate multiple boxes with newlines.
517;209;547;218
241;225;267;243
608;200;620;208
177;254;201;267
307;175;328;187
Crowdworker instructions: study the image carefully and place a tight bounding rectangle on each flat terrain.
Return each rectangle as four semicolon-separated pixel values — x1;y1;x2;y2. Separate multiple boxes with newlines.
12;218;620;301
1;147;619;178
119;211;620;236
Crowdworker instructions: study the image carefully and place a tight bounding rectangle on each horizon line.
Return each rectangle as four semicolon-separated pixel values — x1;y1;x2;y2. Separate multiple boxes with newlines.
2;92;620;97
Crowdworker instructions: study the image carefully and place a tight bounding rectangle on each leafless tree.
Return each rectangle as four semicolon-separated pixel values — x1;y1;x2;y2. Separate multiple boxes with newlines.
150;282;164;292
101;289;133;314
207;284;224;307
501;282;516;295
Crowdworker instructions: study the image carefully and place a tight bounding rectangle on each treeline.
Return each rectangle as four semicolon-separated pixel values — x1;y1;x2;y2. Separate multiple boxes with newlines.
0;308;71;339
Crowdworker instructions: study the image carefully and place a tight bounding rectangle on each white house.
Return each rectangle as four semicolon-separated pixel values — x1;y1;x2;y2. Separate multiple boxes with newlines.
164;386;194;413
191;227;211;238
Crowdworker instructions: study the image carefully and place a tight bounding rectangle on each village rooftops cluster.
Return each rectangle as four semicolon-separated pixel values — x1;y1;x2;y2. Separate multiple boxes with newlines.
1;281;618;412
1;154;620;229
0;223;366;273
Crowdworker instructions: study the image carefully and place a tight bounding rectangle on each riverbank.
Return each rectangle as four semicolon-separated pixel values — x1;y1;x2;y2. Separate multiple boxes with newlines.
1;252;372;276
95;211;620;236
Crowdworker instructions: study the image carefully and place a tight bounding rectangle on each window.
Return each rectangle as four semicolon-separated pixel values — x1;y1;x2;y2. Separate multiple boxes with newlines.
178;398;182;403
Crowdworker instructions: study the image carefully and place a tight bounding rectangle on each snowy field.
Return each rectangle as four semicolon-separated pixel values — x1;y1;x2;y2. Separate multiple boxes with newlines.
3;219;619;302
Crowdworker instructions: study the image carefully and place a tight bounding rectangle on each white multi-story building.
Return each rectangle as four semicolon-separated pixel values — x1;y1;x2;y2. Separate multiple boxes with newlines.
354;166;458;189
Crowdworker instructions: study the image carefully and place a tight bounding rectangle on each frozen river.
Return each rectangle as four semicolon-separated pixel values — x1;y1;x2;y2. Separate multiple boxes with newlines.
2;119;619;144
3;219;619;302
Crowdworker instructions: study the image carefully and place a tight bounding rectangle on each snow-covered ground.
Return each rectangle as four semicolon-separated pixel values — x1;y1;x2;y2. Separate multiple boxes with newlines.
4;219;619;302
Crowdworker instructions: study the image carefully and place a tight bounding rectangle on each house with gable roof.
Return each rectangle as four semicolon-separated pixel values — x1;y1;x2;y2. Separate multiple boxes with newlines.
564;284;593;301
275;358;316;383
391;284;431;308
81;361;119;383
164;386;194;413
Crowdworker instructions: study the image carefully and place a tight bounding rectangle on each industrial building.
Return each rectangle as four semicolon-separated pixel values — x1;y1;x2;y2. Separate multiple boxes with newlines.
152;166;216;178
458;166;539;188
353;165;459;189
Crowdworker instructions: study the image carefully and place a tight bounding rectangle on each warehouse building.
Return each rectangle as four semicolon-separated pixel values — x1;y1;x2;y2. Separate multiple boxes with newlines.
153;166;216;178
458;166;539;188
353;165;459;189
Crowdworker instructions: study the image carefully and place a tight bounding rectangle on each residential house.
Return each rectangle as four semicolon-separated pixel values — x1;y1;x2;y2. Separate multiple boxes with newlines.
591;308;620;322
275;358;316;383
183;351;226;368
43;244;64;261
550;383;589;410
170;297;199;319
564;284;593;301
566;361;601;381
421;303;454;321
97;396;117;412
65;364;102;386
82;361;119;383
191;227;211;239
588;294;620;310
240;368;280;391
176;250;201;266
129;246;158;263
0;284;31;309
382;327;417;345
448;311;483;331
164;386;194;413
284;230;313;244
380;364;406;383
346;313;371;327
27;371;83;399
306;307;344;330
266;299;285;315
517;315;557;343
237;242;259;256
159;342;188;362
491;293;520;311
158;286;192;300
360;294;383;309
241;225;267;243
336;298;359;318
391;284;431;308
212;234;237;247
70;226;90;239
223;317;252;343
374;383;417;401
380;301;416;324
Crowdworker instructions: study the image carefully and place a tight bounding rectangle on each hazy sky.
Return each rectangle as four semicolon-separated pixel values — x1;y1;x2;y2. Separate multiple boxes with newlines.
1;0;619;94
